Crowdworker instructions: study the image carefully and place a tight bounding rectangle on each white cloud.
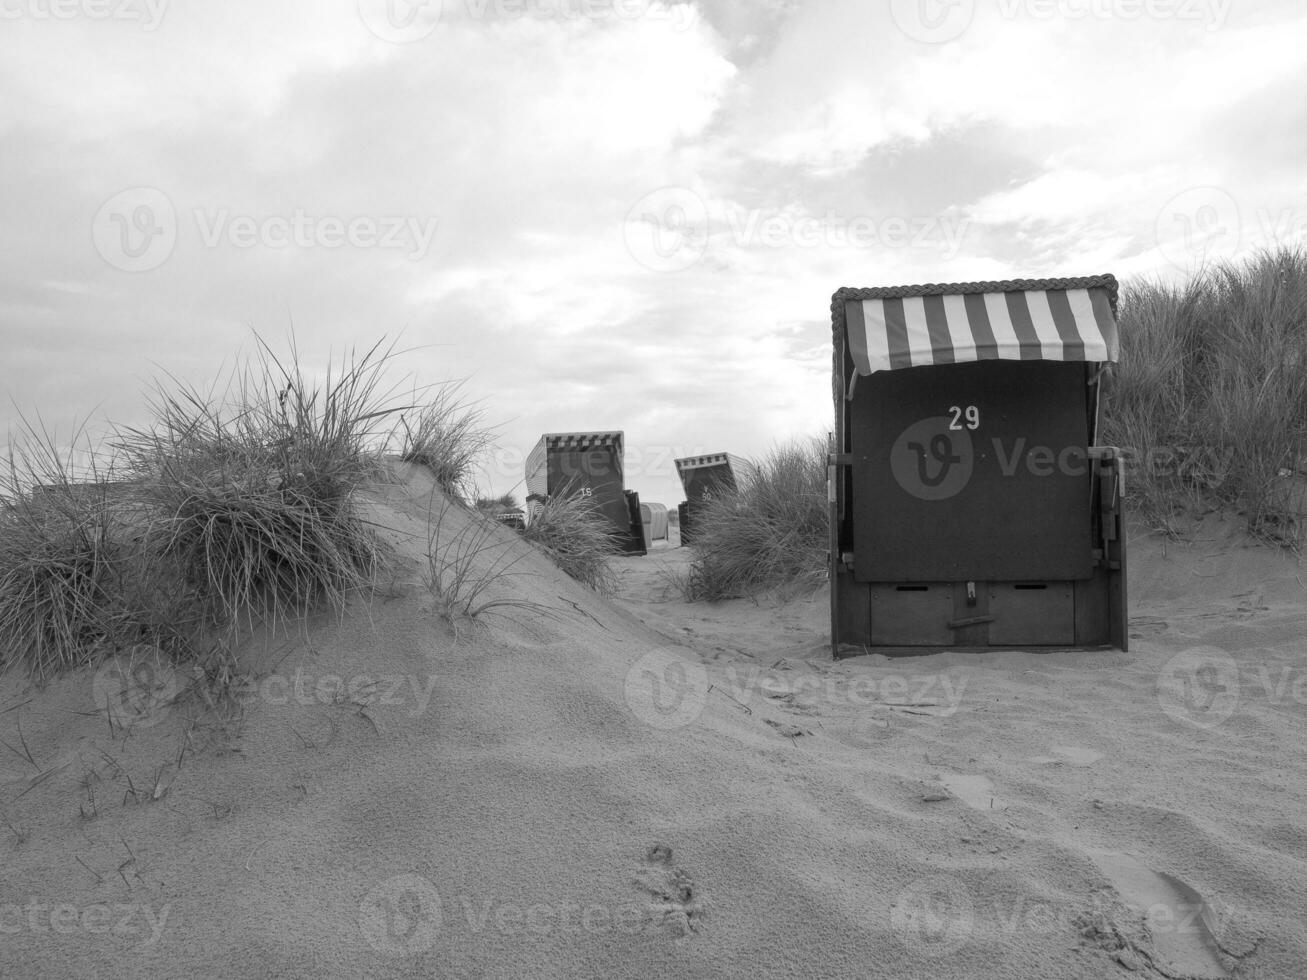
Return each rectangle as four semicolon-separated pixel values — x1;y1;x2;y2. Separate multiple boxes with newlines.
2;0;1306;508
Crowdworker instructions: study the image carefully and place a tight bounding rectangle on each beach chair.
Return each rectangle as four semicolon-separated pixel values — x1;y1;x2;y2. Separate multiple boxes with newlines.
673;453;752;546
525;431;646;555
828;275;1127;655
639;502;669;549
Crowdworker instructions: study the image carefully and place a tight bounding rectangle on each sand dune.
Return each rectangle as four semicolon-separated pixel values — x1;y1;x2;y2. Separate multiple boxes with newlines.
1;468;1303;978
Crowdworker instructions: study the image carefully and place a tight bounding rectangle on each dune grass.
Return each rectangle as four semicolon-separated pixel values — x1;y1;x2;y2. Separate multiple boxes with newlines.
522;490;621;594
0;331;582;682
0;419;202;678
114;336;407;638
399;381;495;503
0;422;126;676
681;438;828;601
422;496;547;627
0;336;428;681
1105;246;1307;544
475;492;519;514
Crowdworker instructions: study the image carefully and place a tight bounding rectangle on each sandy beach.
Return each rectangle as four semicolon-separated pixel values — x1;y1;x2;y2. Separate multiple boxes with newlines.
0;465;1302;979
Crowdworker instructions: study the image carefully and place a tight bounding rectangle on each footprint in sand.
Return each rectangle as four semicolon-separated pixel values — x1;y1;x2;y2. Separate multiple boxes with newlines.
764;718;812;739
1029;745;1103;767
1086;850;1231;978
633;843;704;937
934;772;1007;811
1129;616;1170;639
765;691;820;716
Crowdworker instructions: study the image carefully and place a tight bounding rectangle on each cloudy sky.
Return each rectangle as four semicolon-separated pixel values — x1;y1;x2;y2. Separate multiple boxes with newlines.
2;0;1304;505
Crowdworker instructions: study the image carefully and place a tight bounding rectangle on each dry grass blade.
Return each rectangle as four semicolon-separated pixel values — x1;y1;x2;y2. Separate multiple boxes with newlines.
15;761;69;801
76;855;104;883
0;736;38;770
13;710;36;768
424;494;550;623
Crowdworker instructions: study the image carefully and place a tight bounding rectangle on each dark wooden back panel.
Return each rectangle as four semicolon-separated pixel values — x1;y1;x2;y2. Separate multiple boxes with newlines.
851;360;1092;582
546;447;629;536
681;463;736;502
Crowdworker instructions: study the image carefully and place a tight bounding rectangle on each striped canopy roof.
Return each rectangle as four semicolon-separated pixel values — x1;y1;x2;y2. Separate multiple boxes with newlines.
539;431;624;451
673;452;753;495
525;431;625;500
833;276;1119;376
674;452;745;472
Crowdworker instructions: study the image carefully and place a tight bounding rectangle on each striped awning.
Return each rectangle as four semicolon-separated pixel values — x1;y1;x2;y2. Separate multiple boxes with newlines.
541;431;624;452
525;430;625;500
835;277;1119;376
674;452;744;473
